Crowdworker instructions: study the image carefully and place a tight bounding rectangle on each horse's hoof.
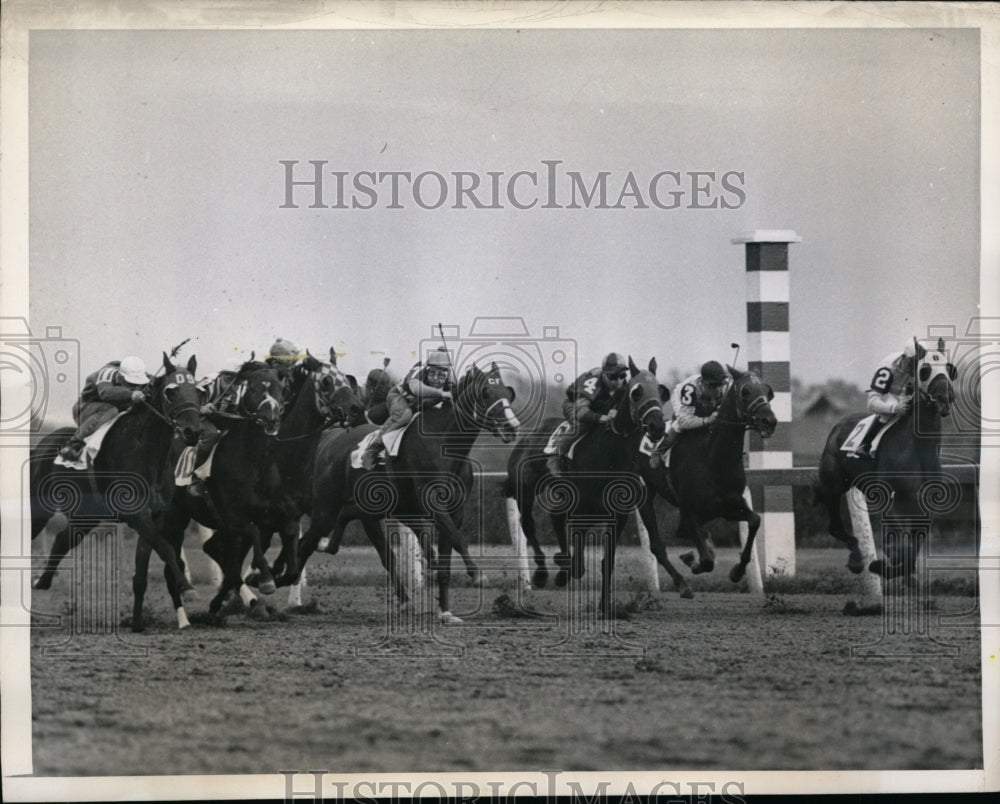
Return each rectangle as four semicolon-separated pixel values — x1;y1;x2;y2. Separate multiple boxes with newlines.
317;537;330;553
244;572;260;588
869;559;884;576
182;587;200;602
131;622;145;634
531;568;548;589
259;579;277;595
439;610;463;625
729;564;745;583
679;586;695;600
679;552;696;569
847;551;864;574
554;569;568;587
699;560;714;574
32;575;52;591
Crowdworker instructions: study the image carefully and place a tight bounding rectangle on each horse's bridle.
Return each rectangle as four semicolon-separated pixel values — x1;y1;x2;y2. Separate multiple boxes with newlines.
237;373;284;432
140;370;202;433
464;371;520;435
715;375;773;433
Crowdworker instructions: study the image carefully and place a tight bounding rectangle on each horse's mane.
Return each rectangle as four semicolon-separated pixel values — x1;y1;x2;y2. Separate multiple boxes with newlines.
238;360;271;376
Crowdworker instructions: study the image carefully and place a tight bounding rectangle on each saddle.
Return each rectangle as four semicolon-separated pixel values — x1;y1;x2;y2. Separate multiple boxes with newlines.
350;414;418;470
53;413;126;471
174;436;224;486
542;421;587;461
840;413;900;457
639;433;670;467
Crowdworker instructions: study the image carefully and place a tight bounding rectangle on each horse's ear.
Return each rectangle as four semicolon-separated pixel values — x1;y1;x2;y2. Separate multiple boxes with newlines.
914;340;927;361
937;337;946;354
727;364;743;380
187;355;197;375
648;357;657;375
249;350;256;362
383;357;391;368
346;374;359;391
329;347;337;366
628;356;639;376
302;354;322;372
658;384;670;403
162;352;174;373
491;361;499;373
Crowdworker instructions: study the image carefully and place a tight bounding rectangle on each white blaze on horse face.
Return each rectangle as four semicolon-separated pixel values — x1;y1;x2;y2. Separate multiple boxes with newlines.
501;399;521;429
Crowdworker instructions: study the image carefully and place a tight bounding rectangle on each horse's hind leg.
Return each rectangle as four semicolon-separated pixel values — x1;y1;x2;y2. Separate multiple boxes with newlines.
818;485;863;574
131;536;153;632
518;489;549;589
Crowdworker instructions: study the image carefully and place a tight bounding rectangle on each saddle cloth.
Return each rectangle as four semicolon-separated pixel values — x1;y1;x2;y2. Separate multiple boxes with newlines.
53;413;126;471
840;413;899;456
542;421;587;460
639;433;671;467
350;415;417;470
174;438;223;486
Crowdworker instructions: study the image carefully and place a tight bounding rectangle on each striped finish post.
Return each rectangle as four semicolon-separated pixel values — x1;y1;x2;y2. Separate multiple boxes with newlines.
733;230;801;577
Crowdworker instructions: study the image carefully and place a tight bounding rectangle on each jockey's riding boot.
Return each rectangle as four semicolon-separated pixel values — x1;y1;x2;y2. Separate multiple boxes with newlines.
546;453;563;477
58;438;85;462
649;428;681;469
361;433;384;471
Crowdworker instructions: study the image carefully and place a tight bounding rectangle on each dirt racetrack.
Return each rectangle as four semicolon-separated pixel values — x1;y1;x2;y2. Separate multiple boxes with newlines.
27;537;983;776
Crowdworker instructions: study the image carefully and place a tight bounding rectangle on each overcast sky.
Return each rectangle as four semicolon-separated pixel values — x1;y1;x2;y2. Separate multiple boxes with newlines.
24;25;982;420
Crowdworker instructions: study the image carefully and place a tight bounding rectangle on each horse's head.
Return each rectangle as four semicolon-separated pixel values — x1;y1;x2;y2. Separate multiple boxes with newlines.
236;360;285;436
457;362;520;443
155;353;203;446
623;356;668;440
301;351;365;427
916;338;957;418
727;366;777;437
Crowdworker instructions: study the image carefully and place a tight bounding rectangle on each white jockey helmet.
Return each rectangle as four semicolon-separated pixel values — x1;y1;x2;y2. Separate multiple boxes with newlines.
119;356;148;385
221;355;246;374
902;340;918;359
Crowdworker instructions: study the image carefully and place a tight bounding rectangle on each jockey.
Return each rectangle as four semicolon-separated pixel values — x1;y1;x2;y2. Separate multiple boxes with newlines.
546;352;630;476
360;362;397;426
265;337;308;401
649;360;731;468
851;341;917;458
187;356;247;497
58;356;151;462
360;347;453;470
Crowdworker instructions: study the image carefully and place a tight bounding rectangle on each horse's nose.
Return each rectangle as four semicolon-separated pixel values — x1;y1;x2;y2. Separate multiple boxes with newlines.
182;425;200;446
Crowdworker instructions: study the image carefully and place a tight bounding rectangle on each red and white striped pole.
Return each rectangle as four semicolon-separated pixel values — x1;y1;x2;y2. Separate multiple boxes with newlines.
733;230;800;577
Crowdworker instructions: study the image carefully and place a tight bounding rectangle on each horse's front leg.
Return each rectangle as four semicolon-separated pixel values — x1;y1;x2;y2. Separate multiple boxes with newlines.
727;494;761;583
131;536;153;632
246;521;276;595
32;520;81;590
128;510;195;596
432;511;480;586
678;510;715;574
550;512;572;587
638;498;693;599
432;534;462;625
599;516;625;618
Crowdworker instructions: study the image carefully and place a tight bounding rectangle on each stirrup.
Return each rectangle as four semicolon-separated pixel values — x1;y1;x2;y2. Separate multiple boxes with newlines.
58;443;84;461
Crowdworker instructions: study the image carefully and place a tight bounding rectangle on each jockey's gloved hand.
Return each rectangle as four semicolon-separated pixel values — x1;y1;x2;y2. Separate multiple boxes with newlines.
705;411;719;425
199;404;215;415
131;390;146;402
895;394;913;414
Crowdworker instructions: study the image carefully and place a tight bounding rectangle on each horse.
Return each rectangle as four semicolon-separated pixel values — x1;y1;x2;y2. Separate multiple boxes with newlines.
291;362;520;621
817;339;956;580
159;360;288;616
637;366;777;586
504;357;668;616
260;351;364;590
29;354;204;631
